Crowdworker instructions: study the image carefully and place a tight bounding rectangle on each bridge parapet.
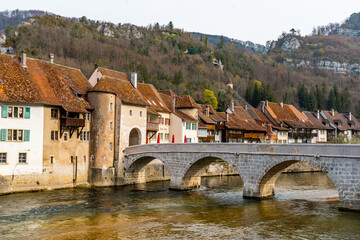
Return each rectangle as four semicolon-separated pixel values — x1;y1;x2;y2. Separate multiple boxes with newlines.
123;143;360;212
125;143;360;158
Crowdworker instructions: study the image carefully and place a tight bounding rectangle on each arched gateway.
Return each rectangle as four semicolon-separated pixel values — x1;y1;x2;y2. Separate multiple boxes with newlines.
124;143;360;211
129;128;141;146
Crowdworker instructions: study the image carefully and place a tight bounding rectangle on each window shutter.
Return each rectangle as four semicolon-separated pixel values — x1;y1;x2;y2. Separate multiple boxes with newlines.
1;129;7;141
1;106;7;118
25;107;31;119
24;130;30;141
168;119;170;125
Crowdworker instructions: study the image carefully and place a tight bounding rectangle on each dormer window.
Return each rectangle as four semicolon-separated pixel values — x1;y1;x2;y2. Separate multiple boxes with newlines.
0;78;2;83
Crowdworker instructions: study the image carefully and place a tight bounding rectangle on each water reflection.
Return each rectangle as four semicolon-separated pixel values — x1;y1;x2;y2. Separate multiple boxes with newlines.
0;172;359;240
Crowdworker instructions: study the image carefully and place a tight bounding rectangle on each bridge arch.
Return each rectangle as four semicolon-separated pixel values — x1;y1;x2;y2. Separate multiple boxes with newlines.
255;157;340;200
170;154;242;190
125;154;171;184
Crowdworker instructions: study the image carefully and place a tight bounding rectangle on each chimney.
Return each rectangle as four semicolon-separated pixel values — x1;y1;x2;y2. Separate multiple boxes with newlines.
331;108;335;117
205;105;210;116
21;50;27;68
225;111;229;122
230;100;234;112
261;102;265;113
171;96;176;112
347;112;352;121
131;72;137;89
280;100;283;108
49;53;54;64
244;104;248;111
265;100;269;107
316;109;320;119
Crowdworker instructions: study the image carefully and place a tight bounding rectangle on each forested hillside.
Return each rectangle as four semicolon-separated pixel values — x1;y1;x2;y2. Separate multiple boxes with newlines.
1;11;360;115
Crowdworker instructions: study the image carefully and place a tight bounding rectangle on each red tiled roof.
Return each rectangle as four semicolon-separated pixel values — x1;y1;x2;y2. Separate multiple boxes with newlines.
90;76;147;106
0;54;92;113
138;83;170;113
199;113;216;124
159;89;177;97
303;111;333;130
260;101;314;129
217;111;266;131
175;95;200;109
147;106;160;116
98;67;128;81
174;110;198;122
226;78;233;84
322;110;360;131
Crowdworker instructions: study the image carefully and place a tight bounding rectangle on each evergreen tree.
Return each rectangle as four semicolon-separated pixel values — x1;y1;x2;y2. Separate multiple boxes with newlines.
252;82;261;107
308;87;318;111
168;21;174;31
245;82;253;104
327;88;336;110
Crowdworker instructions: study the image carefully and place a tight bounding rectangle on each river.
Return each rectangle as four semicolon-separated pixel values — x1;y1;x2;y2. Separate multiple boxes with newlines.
0;172;359;239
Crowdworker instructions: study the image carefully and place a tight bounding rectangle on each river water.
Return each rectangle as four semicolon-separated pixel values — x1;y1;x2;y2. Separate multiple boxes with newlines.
1;172;359;240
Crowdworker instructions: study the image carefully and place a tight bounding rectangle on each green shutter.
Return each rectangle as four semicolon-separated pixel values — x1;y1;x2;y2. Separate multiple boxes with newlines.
25;107;30;119
1;129;6;141
24;130;30;141
1;105;7;118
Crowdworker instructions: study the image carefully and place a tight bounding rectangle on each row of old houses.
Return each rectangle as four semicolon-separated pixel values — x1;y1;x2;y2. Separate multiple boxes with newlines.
1;52;360;191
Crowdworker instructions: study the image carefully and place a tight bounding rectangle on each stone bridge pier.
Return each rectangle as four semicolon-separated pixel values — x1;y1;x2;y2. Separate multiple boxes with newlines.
123;143;360;212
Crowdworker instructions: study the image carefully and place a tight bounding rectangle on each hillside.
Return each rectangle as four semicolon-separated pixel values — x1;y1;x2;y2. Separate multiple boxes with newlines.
1;11;360;115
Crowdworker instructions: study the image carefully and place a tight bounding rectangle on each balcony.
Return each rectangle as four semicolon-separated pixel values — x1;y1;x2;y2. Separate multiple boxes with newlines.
60;118;85;127
146;122;159;132
199;136;215;142
244;133;265;139
288;132;317;139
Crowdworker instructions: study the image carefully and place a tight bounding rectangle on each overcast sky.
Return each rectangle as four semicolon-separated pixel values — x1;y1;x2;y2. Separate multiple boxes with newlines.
1;0;359;44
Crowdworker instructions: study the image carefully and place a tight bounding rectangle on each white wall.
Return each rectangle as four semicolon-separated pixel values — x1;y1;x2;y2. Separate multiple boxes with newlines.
183;121;198;143
0;103;44;175
277;131;288;144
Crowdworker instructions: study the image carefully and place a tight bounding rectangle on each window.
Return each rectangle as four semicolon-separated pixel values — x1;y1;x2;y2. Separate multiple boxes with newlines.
80;131;90;142
160;133;163;140
186;138;191;143
0;153;6;163
129;110;132;116
18;153;27;163
6;106;25;118
109;102;113;111
192;123;197;130
8;106;12;118
51;131;59;141
5;129;27;141
186;123;191;130
51;109;58;119
50;156;54;164
110;121;113;131
63;133;68;141
84;113;91;121
140;111;142;118
109;142;113;151
83;155;86;163
70;156;74;164
165;133;169;140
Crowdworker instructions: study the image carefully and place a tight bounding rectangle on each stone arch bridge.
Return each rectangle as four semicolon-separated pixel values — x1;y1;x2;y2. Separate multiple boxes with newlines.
124;143;360;211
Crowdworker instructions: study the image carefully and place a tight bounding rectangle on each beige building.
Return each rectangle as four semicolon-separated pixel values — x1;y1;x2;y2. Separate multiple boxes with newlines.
88;68;148;185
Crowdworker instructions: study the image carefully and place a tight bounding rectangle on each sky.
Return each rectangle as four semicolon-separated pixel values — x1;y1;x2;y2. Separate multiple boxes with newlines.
1;0;359;45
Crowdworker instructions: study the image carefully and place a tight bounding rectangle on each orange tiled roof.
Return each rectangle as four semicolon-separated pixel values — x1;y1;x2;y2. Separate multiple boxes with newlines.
138;83;171;113
217;111;266;132
0;54;92;113
175;95;201;109
91;76;147;106
159;89;177;97
98;67;128;81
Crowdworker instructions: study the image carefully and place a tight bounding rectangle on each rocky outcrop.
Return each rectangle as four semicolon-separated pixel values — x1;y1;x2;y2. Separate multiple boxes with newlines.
0;34;14;54
281;37;300;51
96;24;115;37
316;61;360;74
283;58;360;75
336;28;360;38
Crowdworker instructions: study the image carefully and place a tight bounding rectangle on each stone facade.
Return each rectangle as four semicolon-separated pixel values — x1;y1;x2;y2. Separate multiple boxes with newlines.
124;143;360;211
